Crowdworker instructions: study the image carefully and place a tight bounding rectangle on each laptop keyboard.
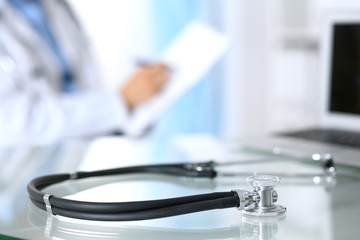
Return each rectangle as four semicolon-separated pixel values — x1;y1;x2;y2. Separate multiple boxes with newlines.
280;128;360;148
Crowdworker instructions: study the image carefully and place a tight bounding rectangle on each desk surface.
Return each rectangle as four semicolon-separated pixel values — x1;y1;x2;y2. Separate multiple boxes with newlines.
1;135;360;240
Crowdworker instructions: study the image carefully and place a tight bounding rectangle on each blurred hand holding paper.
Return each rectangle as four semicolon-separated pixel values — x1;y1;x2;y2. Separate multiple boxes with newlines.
126;21;230;136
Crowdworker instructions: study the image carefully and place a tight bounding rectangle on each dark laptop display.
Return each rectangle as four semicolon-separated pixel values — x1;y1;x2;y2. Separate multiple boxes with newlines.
330;24;360;115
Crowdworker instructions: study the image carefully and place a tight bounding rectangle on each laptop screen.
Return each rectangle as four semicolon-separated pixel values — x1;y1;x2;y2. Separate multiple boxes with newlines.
330;24;360;115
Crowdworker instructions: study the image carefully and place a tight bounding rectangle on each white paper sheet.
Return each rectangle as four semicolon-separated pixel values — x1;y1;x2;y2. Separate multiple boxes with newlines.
126;21;230;136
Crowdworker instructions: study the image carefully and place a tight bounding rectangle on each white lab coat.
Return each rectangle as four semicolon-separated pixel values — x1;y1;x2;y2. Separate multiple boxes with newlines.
0;0;130;146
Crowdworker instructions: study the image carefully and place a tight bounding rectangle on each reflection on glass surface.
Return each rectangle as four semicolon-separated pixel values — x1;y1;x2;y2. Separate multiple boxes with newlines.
28;202;288;240
241;215;286;240
28;203;239;240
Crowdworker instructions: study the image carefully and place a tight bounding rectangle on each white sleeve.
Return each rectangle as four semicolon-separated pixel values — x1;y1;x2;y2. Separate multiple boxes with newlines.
0;88;130;146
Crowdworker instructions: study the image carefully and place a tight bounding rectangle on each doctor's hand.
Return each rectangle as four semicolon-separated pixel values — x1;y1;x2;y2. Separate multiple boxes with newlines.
120;63;170;111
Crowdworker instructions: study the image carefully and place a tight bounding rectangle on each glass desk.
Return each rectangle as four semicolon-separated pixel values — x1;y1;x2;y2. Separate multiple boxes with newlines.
1;135;360;240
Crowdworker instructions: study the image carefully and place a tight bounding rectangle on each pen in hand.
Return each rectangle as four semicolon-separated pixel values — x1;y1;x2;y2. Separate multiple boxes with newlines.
121;61;171;110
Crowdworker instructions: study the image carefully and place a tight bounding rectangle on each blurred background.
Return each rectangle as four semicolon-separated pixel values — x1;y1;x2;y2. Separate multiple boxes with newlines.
3;2;360;238
70;0;360;140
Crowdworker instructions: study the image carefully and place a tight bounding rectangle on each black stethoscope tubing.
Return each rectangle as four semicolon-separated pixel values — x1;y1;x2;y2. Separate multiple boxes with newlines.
27;162;241;221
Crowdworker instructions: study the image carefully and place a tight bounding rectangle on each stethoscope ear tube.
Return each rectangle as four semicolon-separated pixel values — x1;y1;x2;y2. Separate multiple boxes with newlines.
29;193;239;221
27;162;230;221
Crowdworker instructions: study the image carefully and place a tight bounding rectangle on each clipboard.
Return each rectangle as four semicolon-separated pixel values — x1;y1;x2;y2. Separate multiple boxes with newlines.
126;21;230;136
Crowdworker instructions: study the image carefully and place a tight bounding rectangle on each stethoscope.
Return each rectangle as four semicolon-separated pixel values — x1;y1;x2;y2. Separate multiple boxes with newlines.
27;153;335;221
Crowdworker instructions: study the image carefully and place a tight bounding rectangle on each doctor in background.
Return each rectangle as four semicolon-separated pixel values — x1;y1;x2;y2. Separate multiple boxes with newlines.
0;0;169;146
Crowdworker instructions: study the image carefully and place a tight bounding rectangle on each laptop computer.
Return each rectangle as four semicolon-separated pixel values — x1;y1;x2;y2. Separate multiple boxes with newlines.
243;14;360;167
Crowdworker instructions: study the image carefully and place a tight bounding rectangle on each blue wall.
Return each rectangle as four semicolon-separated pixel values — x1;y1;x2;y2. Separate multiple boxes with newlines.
149;0;220;138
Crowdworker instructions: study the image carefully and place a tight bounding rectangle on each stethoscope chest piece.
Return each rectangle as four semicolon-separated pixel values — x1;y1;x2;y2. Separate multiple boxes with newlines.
242;175;286;217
